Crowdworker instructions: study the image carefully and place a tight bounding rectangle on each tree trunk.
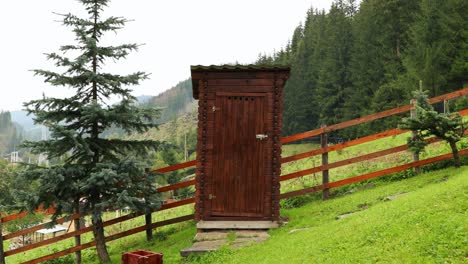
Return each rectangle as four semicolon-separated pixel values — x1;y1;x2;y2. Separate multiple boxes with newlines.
74;199;82;264
0;221;5;264
449;141;460;168
92;214;110;263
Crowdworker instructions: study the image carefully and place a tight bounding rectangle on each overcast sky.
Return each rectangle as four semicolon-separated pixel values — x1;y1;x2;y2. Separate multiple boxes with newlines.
0;0;334;111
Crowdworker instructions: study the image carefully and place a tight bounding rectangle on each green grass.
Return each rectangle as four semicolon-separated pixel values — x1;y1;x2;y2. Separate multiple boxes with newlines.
4;134;467;263
280;131;468;194
17;166;462;264
188;166;468;264
4;205;196;263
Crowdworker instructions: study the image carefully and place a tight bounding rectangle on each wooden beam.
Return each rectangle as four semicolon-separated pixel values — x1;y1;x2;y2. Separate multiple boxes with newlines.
326;149;468;189
280;135;452;182
5;211;143;256
281;106;468;164
281;128;407;163
21;214;194;264
459;108;468;116
159;198;195;211
5;196;196;243
281;88;468;144
280;149;468;199
3;213;81;241
280;144;408;182
6;225;94;257
151;160;196;173
7;197;196;255
281;127;325;144
428;88;468;104
157;179;195;193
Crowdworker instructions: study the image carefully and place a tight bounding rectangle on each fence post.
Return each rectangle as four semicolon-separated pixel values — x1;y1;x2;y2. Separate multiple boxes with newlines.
443;100;449;114
0;219;5;264
74;198;82;264
145;213;152;241
321;124;329;200
144;168;153;241
410;99;420;174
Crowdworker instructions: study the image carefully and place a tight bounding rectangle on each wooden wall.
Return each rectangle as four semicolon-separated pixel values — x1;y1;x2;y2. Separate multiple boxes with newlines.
191;68;290;222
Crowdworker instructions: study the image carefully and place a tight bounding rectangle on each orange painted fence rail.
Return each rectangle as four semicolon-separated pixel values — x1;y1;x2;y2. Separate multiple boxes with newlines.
280;149;468;199
1;88;466;263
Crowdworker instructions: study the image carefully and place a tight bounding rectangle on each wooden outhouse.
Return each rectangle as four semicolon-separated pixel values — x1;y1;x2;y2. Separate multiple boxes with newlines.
191;65;290;228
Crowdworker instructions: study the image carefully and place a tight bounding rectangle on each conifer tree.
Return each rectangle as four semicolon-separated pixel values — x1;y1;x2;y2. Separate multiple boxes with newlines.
316;3;353;126
404;0;460;96
19;0;162;262
399;89;465;167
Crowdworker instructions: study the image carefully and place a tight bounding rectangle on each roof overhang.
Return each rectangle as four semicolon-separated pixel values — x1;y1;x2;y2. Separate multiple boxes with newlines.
190;64;290;99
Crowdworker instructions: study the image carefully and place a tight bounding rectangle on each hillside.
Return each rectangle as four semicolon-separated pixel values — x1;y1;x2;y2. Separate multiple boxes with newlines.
92;166;467;263
0;111;22;156
147;79;197;124
10;111;35;131
187;167;467;263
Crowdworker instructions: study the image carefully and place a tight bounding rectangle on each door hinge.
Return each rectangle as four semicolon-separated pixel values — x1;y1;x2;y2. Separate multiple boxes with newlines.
212;106;220;112
256;134;268;140
208;194;216;200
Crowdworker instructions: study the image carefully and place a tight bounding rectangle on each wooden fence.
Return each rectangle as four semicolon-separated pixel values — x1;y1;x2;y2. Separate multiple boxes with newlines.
1;88;467;263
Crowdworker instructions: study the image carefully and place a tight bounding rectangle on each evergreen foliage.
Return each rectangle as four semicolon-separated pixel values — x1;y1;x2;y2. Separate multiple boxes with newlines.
255;0;467;138
18;0;162;262
399;90;465;167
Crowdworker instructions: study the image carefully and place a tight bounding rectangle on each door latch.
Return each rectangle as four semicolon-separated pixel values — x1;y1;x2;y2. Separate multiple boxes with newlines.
256;134;268;140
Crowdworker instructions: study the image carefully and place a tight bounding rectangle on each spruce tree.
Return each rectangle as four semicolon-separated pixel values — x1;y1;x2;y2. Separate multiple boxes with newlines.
316;3;353;127
19;0;162;262
399;89;465;167
404;0;461;96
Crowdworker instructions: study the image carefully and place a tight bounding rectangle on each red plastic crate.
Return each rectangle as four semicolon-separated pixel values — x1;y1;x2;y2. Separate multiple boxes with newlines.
122;250;163;264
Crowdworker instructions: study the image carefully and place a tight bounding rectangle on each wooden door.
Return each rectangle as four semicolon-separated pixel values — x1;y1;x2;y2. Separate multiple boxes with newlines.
210;92;268;218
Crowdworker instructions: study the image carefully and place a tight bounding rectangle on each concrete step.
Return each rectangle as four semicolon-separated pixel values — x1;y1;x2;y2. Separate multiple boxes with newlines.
196;221;279;229
180;230;270;257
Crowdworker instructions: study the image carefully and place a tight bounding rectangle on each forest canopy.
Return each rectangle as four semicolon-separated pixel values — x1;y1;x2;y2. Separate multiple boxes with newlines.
256;0;467;138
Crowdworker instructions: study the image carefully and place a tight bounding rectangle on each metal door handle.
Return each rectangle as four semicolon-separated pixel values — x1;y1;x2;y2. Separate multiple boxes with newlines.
256;134;268;140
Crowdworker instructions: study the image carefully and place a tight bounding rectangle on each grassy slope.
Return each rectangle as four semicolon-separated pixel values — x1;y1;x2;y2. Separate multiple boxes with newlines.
5;134;466;263
187;167;467;264
5;164;466;264
121;166;467;264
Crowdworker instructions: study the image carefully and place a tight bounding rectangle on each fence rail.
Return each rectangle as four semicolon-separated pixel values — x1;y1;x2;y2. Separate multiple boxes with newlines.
1;88;467;264
280;149;468;199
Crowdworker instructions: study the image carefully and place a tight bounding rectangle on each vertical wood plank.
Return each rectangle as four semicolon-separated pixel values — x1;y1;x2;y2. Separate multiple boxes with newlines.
248;96;257;213
321;124;329;200
258;96;266;215
244;97;250;213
